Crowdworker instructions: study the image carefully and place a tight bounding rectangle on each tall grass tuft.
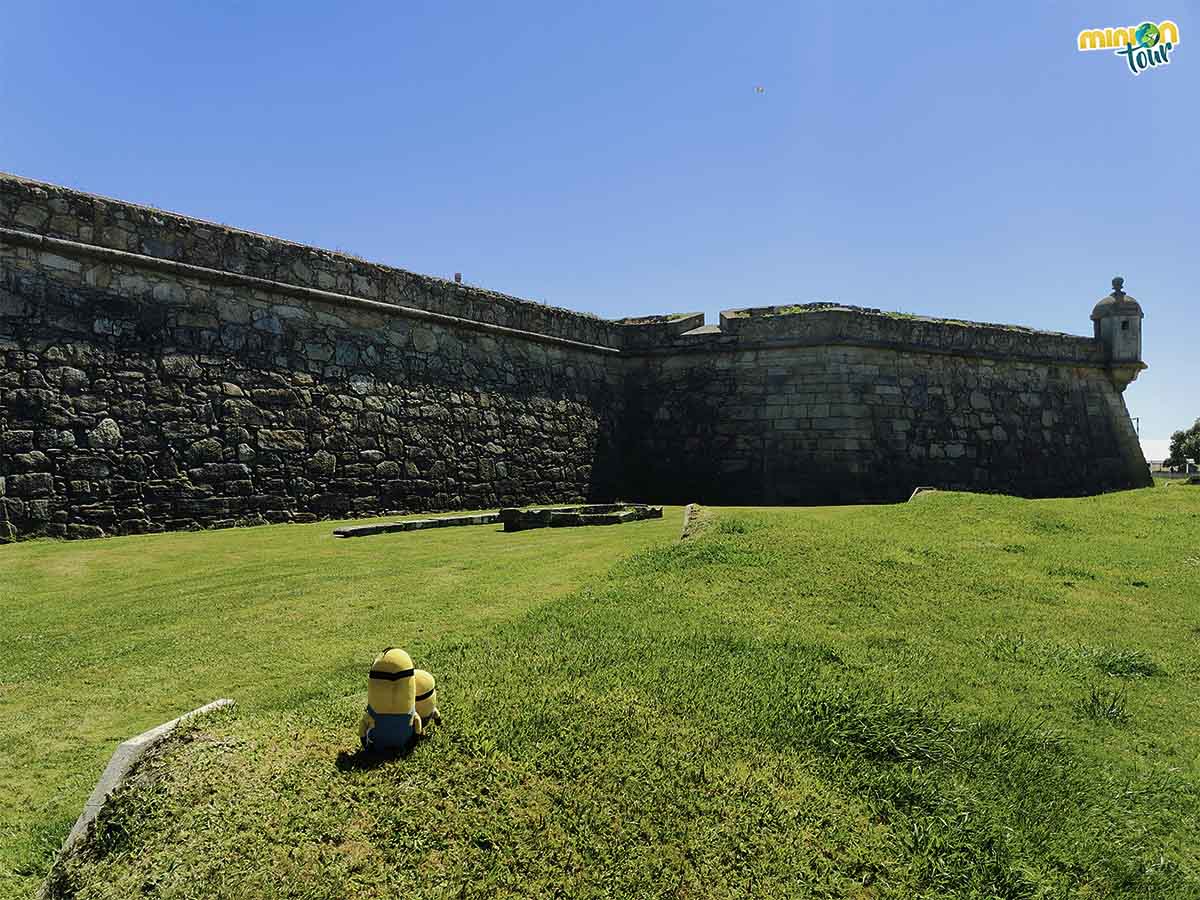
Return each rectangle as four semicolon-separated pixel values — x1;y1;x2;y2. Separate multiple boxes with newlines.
1078;685;1131;725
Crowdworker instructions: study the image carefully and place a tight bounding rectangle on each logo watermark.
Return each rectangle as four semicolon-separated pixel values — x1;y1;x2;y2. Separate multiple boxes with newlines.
1077;20;1180;74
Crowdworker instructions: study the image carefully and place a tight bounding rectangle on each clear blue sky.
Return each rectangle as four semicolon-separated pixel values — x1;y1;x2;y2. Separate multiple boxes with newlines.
1;2;1195;443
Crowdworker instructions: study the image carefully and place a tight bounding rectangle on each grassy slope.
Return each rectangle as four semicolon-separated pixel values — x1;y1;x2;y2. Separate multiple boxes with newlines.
0;509;683;899
11;489;1200;898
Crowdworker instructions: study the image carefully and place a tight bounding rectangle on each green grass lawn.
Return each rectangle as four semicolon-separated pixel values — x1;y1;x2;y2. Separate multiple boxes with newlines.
5;489;1200;898
0;509;683;899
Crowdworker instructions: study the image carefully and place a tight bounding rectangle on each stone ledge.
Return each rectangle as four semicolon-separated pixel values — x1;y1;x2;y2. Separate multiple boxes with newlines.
333;513;501;537
42;698;234;897
627;307;1108;367
499;503;663;532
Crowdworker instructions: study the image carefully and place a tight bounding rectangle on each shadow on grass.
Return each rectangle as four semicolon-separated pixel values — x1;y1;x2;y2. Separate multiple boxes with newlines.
335;741;424;771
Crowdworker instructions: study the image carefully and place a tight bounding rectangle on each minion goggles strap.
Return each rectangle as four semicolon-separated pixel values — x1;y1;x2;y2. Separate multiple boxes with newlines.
369;668;414;681
415;687;435;701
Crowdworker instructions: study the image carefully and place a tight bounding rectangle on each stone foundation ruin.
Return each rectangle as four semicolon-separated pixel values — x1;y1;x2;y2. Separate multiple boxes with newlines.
499;503;663;532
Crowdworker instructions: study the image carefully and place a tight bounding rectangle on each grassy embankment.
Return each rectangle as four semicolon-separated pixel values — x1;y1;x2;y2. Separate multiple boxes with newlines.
4;488;1200;898
0;509;682;899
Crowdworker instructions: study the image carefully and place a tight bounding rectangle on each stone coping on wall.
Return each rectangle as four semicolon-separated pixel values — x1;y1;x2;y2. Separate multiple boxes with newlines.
720;301;1086;332
0;226;622;357
42;698;235;898
1;173;1114;367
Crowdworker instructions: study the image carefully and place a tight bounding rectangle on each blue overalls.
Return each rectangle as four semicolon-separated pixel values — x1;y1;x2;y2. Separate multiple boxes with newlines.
361;704;419;751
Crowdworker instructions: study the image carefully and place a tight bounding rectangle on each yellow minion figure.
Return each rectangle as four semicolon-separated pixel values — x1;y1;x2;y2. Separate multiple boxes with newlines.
359;647;422;752
414;669;441;727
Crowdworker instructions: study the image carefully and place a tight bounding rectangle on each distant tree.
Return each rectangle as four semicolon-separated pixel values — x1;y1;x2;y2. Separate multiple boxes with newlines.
1165;419;1200;468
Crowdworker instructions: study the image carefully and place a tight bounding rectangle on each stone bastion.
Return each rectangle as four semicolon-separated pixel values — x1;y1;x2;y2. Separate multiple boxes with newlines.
0;173;1150;540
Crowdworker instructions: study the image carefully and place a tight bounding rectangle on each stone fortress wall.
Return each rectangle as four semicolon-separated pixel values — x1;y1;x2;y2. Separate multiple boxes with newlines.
0;175;631;540
0;174;1151;540
628;309;1142;508
623;305;1149;504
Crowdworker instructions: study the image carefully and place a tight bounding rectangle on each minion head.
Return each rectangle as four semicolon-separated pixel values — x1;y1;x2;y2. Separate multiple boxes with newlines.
414;669;438;721
367;647;416;715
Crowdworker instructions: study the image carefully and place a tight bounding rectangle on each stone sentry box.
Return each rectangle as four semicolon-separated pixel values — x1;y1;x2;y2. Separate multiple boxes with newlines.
1091;276;1145;383
0;173;1151;540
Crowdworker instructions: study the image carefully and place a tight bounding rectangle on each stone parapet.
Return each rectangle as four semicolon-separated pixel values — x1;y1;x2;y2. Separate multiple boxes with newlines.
631;304;1106;366
0;175;1124;366
0;173;625;349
